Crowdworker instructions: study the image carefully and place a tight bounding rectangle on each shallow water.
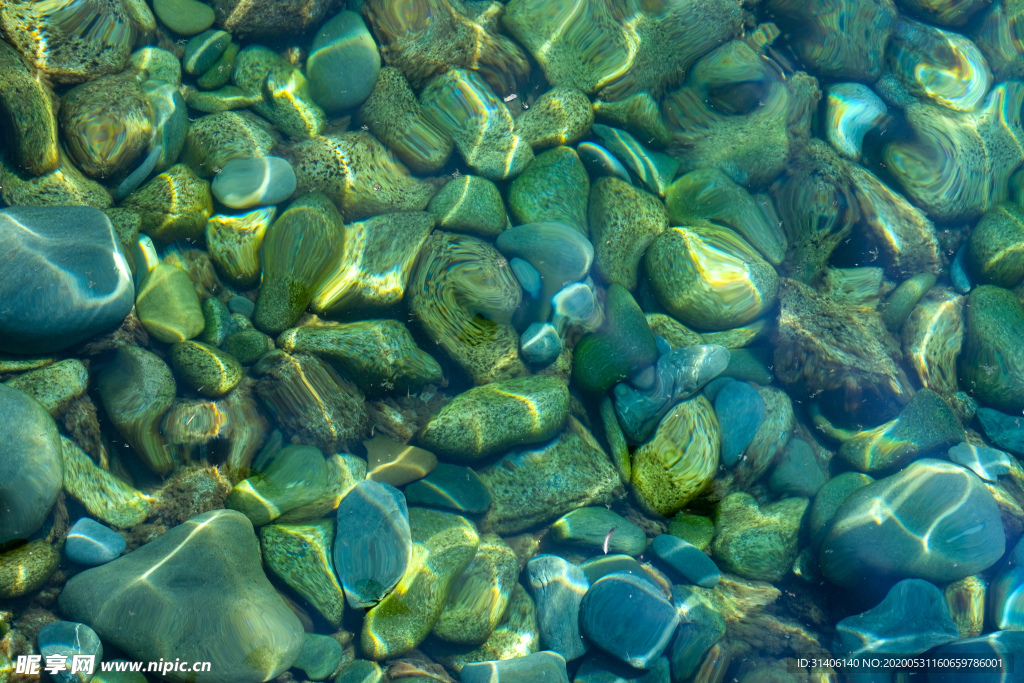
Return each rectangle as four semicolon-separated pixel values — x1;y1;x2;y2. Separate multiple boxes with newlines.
1;0;1024;681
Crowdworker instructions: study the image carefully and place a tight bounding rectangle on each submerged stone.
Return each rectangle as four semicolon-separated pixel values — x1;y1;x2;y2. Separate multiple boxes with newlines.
461;651;569;683
527;554;589;662
364;436;437;487
428;174;506;237
135;263;205;344
668;585;726;681
170;340;243;398
60;437;152;528
713;380;766;467
226;445;328;526
711;494;807;583
550;507;646;556
833;579;959;655
293;633;342;682
333;480;411;609
589;177;668;290
651;535;720;588
404;464;492;515
977;407;1024;455
573;284;658;395
581;573;679;669
38;620;103;683
434;534;519;644
514;87;594;150
0;539;59;598
65;518;125;566
211;156;296;210
307;11;380;114
2;358;88;417
0;39;59;176
768;439;827;498
961;285;1024;412
260;519;346;627
122;164;213;243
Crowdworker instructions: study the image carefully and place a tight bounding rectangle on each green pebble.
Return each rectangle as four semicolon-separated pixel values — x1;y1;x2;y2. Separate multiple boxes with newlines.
572;284;658;394
646;313;703;348
0;40;59;176
433;534;519;645
4;358;88;416
293;633;342;681
550;507;647;556
667;513;715;551
0;540;59;598
183;111;279;179
589;176;668;289
961;285;1024;412
198;297;237;347
226;445;328;526
404;464;492;515
186;84;261;113
721;348;773;384
428;175;506;236
153;0;215;35
121;164;213;242
880;273;937;330
600;396;630;482
130;47;181;86
170;340;243;397
225;329;275;365
417;376;569;461
969;202;1024;288
513;86;594;149
593;92;672;147
135;263;205;343
197;41;239;91
711;493;808;583
60;436;152;527
508;146;590;235
184;30;231;76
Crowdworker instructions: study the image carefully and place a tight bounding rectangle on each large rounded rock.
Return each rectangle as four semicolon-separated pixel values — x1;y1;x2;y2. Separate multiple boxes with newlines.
307;11;380;114
961;285;1024;412
58;509;305;683
820;459;1005;588
0;384;63;546
0;206;134;354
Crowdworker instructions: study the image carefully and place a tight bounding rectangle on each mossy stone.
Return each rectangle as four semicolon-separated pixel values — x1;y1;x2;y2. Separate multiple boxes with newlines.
130;48;181;86
136;263;205;344
261;520;346;626
60;436;152;528
198;297;236;347
646;313;703;348
225;329;275;365
961;285;1024;412
428;175;506;236
4;359;88;417
121;164;213;243
667;513;715;551
968;202;1024;288
334;659;383;683
0;540;59;598
721;348;773;385
417;376;569;462
433;534;519;645
196;41;239;91
170;340;242;397
183;29;231;76
153;0;215;34
711;493;808;582
572;284;658;394
0;149;111;209
508;146;590;235
182;111;278;178
513;87;594;150
593;92;672;147
589;176;668;290
0;40;59;176
880;273;937;330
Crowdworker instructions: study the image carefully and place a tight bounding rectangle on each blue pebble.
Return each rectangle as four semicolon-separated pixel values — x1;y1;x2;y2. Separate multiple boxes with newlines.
701;376;733;403
579;555;661;591
403;463;492;514
38;621;103;683
1010;535;1024;567
65;517;126;566
143;80;188;173
947;441;1012;482
212;156;297;210
115;145;162;200
521;322;562;366
668;585;725;681
553;282;602;331
333;480;411;608
511;257;542;298
713;380;765;466
768;438;827;497
992;566;1024;630
951;243;973;294
581;572;679;669
977;408;1024;455
461;651;570;683
930;631;1024;683
526;555;589;662
833;579;960;656
650;534;720;588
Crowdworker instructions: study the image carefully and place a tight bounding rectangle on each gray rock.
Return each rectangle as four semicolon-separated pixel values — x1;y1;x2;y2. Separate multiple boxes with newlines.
0;384;63;545
37;621;103;683
211;156;296;209
58;509;305;683
527;555;589;662
833;579;959;655
0;206;134;354
65;518;125;566
580;573;679;669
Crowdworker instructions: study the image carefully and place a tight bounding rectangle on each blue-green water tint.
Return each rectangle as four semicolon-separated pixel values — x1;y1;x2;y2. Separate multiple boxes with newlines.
2;0;1024;680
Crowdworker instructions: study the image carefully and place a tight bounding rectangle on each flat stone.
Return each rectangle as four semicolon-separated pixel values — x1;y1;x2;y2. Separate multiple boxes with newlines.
930;631;1024;683
0;206;134;354
211;156;296;209
526;555;589;662
948;441;1013;481
153;0;215;34
65;518;126;566
364;436;437;487
581;573;679;669
550;507;646;556
461;651;569;683
768;439;827;497
833;579;960;655
260;520;346;626
651;534;720;588
60;437;152;528
3;357;88;417
978;407;1024;456
0;384;63;546
667;586;725;681
58;509;305;683
38;621;103;683
404;464;492;515
578;555;659;592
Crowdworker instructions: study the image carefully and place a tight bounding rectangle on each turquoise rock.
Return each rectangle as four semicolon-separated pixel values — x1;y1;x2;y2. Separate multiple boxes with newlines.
930;631;1024;683
573;284;658;395
668;586;725;681
526;555;589;662
978;407;1024;455
991;566;1024;630
58;510;305;683
952;243;974;293
461;651;569;683
948;442;1013;481
228;295;254;317
711;494;808;583
334;660;383;683
333;480;411;608
511;258;542;297
825;83;888;161
579;555;659;590
768;439;827;497
0;384;63;546
820;459;1005;587
575;656;670;683
307;11;380;113
0;206;134;354
650;535;720;588
550;508;646;556
521;323;563;366
293;633;342;681
183;30;231;76
403;464;492;515
115;145;162;201
713;380;766;467
225;445;328;526
581;573;679;669
833;579;959;655
509;146;591;235
38;621;103;683
614;341;730;444
809;472;874;551
591;124;679;197
211;156;296;209
577;142;631;184
65;518;125;566
553;283;603;331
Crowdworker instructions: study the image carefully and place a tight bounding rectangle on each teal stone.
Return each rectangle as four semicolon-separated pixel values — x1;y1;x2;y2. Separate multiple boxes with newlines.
713;380;765;466
931;632;1024;683
65;518;126;566
333;480;411;608
572;284;659;394
198;297;236;347
461;651;569;683
880;273;937;330
579;555;659;590
143;80;187;173
577;142;631;184
768;438;826;497
58;510;304;683
212;156;297;209
650;534;720;588
574;656;670;683
961;285;1024;413
512;259;542;298
183;30;231;76
508;147;591;235
403;464;492;515
668;586;725;681
591;124;679;197
526;555;589;662
952;243;973;294
38;621;103;683
307;11;380;114
228;295;254;317
948;441;1013;481
334;660;383;683
293;633;342;681
225;445;328;525
580;573;679;669
115;146;162;201
833;579;959;655
991;566;1024;630
820;459;1005;588
152;0;215;34
550;507;646;556
809;472;874;551
0;384;63;546
428;174;507;237
978;407;1024;455
521;323;562;366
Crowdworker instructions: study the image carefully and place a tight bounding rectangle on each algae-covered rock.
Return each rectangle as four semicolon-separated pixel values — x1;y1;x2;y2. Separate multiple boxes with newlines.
260;519;346;627
121;164;213;243
428;175;506;237
711;493;808;583
0;39;59;176
572;284;658;394
508;146;590;235
135;263;205;344
4;358;88;417
961;285;1024;412
0;539;60;598
514;87;594;150
170;340;243;398
433;534;519;644
589;177;668;290
417;376;569;462
182;111;278;179
60;436;152;528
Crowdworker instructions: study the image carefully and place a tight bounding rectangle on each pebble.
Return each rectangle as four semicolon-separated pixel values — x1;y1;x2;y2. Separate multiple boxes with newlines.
930;631;1024;683
0;206;134;354
135;263;205;344
228;295;255;317
650;534;721;588
579;555;659;589
521;322;563;366
527;554;590;662
403;464;492;515
951;243;974;294
226;445;328;526
511;258;543;298
293;633;343;681
170;340;243;397
37;621;103;683
0;539;60;599
711;493;807;583
991;566;1024;630
434;534;519;644
768;438;827;497
364;435;437;487
183;29;231;76
550;507;646;556
668;585;726;681
580;572;679;669
947;441;1013;481
307;11;381;113
260;520;347;627
833;579;959;655
977;407;1024;455
429;174;507;237
65;518;126;566
152;0;215;34
713;380;766;466
4;358;89;417
461;651;570;683
334;660;383;683
212;156;297;209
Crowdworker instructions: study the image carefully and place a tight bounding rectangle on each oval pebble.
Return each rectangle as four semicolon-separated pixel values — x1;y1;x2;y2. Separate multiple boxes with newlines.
461;651;570;683
550;507;646;556
307;11;381;114
651;534;721;588
713;380;765;466
511;257;542;298
38;621;103;683
152;0;215;35
183;29;231;76
212;156;297;210
521;322;562;366
65;518;126;566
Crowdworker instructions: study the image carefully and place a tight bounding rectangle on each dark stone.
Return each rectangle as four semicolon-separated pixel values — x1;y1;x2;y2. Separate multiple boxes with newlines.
581;573;679;669
833;579;959;655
